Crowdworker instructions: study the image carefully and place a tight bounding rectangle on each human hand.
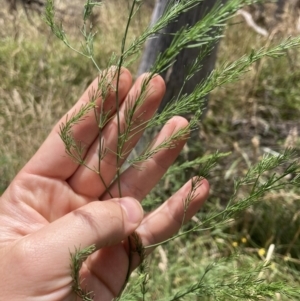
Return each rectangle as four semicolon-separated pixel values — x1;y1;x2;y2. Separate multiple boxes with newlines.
0;68;209;300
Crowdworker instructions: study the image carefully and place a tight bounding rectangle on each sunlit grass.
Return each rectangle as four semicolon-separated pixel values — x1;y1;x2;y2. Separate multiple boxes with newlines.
0;1;151;193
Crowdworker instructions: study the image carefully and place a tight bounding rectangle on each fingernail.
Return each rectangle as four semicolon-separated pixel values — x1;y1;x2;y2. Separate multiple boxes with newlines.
118;197;143;224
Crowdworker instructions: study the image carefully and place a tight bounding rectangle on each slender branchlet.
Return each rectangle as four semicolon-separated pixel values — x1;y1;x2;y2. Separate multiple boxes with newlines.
112;1;148;291
70;245;96;301
150;35;300;129
145;150;300;249
168;261;279;300
83;0;102;22
128;123;190;167
45;0;90;59
181;176;203;228
118;79;151;165
131;232;149;301
166;151;231;177
59;103;96;164
116;231;147;301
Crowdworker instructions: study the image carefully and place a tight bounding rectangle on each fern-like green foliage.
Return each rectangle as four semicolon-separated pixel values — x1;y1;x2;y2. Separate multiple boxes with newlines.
45;0;300;300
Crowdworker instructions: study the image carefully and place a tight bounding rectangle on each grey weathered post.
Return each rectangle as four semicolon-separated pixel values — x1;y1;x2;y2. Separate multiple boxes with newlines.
129;0;227;159
138;0;227;112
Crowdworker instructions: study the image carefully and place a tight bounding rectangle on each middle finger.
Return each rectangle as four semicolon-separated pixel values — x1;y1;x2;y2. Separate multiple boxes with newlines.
68;74;166;198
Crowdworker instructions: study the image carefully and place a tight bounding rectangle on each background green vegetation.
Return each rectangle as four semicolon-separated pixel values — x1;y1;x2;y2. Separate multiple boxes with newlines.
1;1;300;299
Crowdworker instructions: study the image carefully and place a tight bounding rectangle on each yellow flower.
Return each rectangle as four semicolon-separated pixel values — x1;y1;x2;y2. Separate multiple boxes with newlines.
232;241;238;248
241;237;247;243
258;248;266;257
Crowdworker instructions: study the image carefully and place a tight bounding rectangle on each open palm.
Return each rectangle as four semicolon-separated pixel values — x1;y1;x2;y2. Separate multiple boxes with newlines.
0;68;209;300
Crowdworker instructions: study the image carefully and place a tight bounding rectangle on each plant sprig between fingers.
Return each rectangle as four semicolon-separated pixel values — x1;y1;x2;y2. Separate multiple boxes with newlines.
45;0;300;300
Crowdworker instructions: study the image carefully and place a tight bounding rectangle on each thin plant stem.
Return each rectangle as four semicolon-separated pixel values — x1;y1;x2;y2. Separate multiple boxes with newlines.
115;1;140;296
115;1;138;198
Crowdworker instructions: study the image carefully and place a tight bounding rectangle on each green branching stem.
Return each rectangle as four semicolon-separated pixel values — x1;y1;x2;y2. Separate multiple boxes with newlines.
45;0;300;300
115;1;144;295
128;123;190;167
149;35;300;129
115;1;137;197
145;151;300;250
165;151;231;177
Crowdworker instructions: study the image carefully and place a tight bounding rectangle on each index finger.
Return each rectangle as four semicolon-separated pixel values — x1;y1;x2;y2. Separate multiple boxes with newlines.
22;67;132;180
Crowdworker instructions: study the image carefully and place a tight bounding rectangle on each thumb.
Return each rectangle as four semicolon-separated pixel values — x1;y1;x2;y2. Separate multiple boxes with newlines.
36;196;143;251
2;197;143;298
14;197;143;274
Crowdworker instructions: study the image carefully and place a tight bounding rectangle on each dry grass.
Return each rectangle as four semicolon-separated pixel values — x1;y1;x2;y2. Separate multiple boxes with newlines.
203;4;300;180
0;1;151;192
